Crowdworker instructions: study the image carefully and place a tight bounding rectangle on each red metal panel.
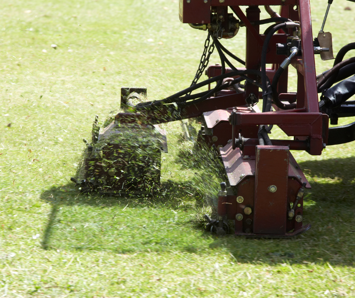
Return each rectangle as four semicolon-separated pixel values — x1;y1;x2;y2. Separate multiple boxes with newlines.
299;0;319;112
254;146;289;234
179;0;210;24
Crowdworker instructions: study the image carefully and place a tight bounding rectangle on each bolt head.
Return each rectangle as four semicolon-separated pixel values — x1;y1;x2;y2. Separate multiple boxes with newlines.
235;213;243;221
268;185;277;193
212;136;218;142
244;207;252;215
236;196;244;203
288;209;295;218
295;215;303;222
219;0;225;2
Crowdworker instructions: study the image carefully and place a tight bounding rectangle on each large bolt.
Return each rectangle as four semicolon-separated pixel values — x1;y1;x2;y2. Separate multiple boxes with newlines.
295;215;303;222
268;185;277;193
236;196;244;203
235;213;243;221
244;207;252;215
288;209;295;218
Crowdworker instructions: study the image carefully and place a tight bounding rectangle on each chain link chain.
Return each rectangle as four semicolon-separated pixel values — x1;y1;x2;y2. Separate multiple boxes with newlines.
187;33;215;95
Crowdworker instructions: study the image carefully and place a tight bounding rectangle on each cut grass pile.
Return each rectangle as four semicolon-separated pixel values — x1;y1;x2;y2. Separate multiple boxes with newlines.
1;0;355;296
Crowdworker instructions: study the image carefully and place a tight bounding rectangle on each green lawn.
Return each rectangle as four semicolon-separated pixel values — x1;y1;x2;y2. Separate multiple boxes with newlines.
1;0;355;296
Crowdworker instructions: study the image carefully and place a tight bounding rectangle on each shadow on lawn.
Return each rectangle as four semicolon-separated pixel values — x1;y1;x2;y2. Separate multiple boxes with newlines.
40;179;202;251
40;157;355;266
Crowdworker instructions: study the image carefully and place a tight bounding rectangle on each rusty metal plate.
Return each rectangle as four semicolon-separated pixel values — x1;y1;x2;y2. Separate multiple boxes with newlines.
318;32;334;61
219;143;254;186
204;110;231;129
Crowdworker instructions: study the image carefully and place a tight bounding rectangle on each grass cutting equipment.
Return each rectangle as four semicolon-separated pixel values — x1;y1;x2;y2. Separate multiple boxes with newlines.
72;0;355;238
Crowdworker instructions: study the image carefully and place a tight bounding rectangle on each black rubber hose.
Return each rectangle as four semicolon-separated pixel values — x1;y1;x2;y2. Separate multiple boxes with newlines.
263;23;287;35
318;43;355;92
261;23;288;112
253;17;289;26
258;125;272;145
318;62;355;91
331;62;355;84
179;77;241;107
213;36;262;88
317;57;355;92
333;42;355;67
175;90;210;102
214;37;264;87
180;37;266;107
271;67;297;109
135;70;234;109
214;39;245;66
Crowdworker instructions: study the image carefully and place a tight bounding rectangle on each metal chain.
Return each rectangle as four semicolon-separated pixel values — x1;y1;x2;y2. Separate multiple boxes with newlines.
187;33;215;95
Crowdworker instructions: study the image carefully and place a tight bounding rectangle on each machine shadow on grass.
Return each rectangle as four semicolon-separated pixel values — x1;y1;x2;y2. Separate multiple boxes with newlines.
40;179;203;252
40;156;355;266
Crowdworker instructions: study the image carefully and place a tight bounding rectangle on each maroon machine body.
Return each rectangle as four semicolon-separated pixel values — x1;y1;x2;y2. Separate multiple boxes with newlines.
177;0;327;237
84;0;345;237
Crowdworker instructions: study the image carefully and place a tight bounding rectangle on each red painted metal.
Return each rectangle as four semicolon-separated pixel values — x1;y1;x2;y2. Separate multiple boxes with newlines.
254;146;289;234
179;0;210;24
298;0;319;113
231;6;263;46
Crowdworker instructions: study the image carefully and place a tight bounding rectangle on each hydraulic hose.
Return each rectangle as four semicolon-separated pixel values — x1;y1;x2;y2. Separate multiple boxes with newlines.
213;36;262;88
135;70;232;109
318;62;355;92
318;43;355;92
333;42;355;66
214;39;245;66
317;57;355;92
261;22;299;112
258;125;272;145
270;47;299;109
